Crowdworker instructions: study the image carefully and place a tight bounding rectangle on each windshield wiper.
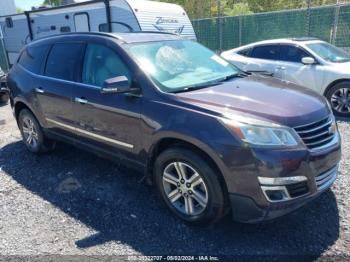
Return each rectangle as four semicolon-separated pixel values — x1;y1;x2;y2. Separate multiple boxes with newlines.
218;72;246;83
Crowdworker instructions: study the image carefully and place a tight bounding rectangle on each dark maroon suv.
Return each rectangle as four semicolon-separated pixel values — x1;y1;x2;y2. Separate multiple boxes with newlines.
7;32;341;224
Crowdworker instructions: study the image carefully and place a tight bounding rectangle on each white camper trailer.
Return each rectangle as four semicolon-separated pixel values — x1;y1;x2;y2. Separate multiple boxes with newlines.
0;0;196;68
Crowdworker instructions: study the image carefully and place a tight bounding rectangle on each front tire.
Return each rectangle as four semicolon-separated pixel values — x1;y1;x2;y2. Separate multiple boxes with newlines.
326;81;350;117
154;147;228;225
18;109;56;153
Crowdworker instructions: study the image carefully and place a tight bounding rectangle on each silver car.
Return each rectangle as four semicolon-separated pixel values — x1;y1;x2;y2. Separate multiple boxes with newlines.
221;38;350;117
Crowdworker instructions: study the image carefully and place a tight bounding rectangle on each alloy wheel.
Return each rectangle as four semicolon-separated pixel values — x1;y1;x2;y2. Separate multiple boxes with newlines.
331;87;350;114
162;161;208;216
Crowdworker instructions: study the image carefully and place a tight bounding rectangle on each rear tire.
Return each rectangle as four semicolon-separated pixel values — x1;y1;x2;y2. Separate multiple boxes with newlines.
326;81;350;117
154;147;228;225
18;109;56;153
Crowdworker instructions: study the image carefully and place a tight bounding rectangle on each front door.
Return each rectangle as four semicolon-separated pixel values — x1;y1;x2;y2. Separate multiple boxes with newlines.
71;43;142;161
37;42;84;137
278;44;324;91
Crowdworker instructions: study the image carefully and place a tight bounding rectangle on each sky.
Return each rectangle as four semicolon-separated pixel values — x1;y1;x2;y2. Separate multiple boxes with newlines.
15;0;45;11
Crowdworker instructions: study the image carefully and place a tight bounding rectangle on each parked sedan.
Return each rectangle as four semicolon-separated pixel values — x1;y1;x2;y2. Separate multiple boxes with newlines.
221;38;350;117
7;32;341;224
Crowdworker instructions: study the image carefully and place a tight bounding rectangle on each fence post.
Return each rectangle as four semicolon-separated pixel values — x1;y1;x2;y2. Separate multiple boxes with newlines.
331;2;341;45
216;0;223;52
239;15;242;46
306;0;311;36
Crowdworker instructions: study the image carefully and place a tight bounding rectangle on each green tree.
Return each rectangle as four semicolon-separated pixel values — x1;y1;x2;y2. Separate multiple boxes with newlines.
16;7;24;13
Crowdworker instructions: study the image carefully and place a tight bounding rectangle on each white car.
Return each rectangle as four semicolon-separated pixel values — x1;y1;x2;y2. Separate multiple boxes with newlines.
221;38;350;117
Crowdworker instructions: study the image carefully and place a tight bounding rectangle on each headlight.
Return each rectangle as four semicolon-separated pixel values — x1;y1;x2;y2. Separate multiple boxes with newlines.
220;116;300;147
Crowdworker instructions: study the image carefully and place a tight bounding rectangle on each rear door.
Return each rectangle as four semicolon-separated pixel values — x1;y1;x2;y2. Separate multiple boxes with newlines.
244;44;284;78
37;42;84;137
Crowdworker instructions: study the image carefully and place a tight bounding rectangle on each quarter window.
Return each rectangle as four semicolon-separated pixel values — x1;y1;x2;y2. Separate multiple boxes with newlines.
250;45;280;60
18;44;50;74
280;45;310;63
82;44;131;87
45;43;83;81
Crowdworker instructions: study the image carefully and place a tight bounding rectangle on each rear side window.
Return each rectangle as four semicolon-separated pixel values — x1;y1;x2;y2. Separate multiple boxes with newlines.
250;45;280;60
18;45;50;74
280;45;310;63
45;43;83;81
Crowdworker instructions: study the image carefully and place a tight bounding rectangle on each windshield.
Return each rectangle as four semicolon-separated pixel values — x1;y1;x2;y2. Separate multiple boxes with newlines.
307;42;350;63
126;40;239;93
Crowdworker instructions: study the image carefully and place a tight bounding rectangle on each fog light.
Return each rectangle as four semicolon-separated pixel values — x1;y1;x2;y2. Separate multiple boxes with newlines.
265;190;285;201
261;186;290;202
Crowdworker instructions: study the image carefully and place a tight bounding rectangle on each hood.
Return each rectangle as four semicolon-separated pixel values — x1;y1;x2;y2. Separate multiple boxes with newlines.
328;61;350;73
175;74;330;127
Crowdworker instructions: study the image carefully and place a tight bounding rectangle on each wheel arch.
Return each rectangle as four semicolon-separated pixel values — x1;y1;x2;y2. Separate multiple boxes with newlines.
14;100;34;121
147;136;229;198
324;78;350;96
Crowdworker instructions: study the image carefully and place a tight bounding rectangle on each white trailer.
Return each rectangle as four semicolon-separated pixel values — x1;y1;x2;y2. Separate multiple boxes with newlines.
0;0;196;68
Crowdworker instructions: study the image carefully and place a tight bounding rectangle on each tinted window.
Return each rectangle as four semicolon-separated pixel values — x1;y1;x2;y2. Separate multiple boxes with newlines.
250;45;280;60
18;44;50;74
280;45;310;63
45;43;83;81
82;44;131;87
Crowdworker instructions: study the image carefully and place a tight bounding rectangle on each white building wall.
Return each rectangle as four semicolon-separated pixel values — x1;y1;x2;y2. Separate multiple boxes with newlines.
0;0;16;16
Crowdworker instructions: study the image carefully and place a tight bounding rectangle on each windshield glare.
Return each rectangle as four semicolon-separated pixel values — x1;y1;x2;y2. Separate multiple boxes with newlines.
307;42;350;63
127;40;239;92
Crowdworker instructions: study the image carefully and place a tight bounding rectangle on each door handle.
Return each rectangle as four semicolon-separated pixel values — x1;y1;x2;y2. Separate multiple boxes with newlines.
35;87;44;94
277;66;286;70
74;97;88;104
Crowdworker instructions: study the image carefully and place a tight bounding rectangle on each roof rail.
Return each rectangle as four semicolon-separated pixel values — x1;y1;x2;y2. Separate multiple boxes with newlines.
30;31;180;44
31;32;125;43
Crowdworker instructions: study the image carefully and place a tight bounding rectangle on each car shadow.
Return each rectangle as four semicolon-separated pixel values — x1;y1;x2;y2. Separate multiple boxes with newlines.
0;141;340;256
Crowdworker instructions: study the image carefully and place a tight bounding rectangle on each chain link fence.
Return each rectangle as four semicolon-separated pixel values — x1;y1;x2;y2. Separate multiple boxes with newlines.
192;3;350;52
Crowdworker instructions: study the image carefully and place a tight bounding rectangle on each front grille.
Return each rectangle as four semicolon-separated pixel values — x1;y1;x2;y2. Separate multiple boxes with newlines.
315;165;338;191
294;116;335;150
286;181;309;198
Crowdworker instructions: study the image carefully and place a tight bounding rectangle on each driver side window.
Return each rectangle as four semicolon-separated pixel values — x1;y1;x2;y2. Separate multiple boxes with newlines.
82;44;131;87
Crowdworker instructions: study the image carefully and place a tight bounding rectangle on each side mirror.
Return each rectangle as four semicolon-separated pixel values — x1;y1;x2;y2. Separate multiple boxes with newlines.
302;57;316;65
101;76;139;94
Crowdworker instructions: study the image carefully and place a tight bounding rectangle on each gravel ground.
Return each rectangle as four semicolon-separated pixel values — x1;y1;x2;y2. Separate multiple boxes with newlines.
0;102;349;259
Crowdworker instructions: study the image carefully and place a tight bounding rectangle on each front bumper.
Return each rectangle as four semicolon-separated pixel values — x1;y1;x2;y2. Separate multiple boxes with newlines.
224;132;341;223
229;165;338;223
